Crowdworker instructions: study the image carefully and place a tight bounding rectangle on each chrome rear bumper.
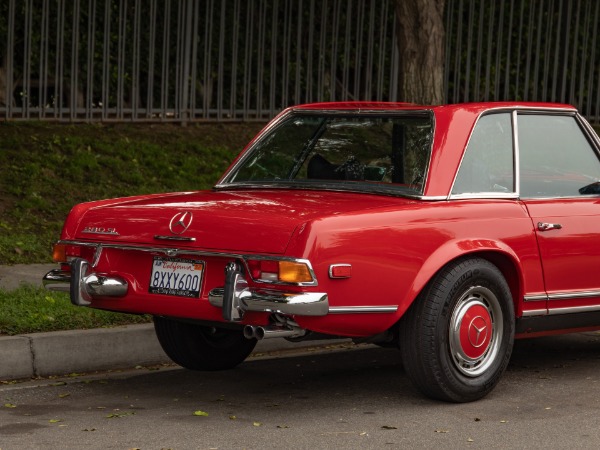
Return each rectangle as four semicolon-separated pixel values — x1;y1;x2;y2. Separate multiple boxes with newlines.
43;259;328;318
43;259;128;306
208;288;329;318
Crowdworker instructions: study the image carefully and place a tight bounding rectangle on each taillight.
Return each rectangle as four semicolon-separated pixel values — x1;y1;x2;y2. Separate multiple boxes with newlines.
52;243;68;263
51;243;86;263
246;259;314;284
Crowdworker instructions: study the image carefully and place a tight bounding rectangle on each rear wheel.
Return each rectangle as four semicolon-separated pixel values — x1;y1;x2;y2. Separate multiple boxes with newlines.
400;258;514;402
154;316;257;371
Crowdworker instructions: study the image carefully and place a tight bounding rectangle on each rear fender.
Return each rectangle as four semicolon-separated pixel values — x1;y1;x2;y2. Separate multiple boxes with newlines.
400;238;524;318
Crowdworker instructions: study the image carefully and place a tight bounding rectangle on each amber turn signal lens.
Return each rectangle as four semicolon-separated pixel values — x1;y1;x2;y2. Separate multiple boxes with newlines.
278;261;313;283
52;244;67;263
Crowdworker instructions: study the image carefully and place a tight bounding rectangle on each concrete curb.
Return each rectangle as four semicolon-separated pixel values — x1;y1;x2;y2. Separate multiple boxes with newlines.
0;323;350;381
1;265;351;381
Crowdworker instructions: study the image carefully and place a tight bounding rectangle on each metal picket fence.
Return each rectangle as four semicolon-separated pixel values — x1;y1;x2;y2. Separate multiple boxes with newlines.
0;0;598;123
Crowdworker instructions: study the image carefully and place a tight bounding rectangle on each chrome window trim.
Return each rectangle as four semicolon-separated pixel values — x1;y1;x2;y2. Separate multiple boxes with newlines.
213;183;450;202
216;108;435;198
513;110;521;198
56;239;319;287
449;193;519;200
447;107;579;201
517;110;600;199
448;110;517;200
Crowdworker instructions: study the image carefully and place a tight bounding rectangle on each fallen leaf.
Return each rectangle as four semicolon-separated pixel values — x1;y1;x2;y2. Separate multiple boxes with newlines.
49;419;62;423
4;403;16;408
381;425;397;430
106;412;135;419
229;415;237;420
467;438;474;442
51;382;67;386
58;393;70;398
360;432;368;436
500;420;507;423
193;410;209;417
253;422;262;427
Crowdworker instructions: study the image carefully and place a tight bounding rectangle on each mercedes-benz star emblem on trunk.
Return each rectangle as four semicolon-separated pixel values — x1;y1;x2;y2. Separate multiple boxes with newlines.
169;211;193;235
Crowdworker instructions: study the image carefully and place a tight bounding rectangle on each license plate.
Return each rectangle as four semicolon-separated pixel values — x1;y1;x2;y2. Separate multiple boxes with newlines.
149;257;204;298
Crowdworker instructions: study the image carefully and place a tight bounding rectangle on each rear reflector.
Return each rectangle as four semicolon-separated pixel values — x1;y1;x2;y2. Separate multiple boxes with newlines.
329;264;352;279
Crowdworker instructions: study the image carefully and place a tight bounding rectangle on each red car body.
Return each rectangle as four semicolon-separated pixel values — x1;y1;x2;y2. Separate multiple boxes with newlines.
44;102;600;402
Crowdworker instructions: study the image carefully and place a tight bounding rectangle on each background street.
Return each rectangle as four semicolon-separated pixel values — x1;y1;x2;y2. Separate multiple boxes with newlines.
2;333;600;449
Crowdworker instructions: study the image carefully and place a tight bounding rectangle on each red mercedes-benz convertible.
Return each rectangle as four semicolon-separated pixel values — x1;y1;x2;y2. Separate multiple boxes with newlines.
44;102;600;402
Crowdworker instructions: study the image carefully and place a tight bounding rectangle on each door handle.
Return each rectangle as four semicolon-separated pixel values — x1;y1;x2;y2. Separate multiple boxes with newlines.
537;222;563;231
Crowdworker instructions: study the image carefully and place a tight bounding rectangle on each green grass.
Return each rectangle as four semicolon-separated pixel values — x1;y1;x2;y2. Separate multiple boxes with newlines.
0;286;150;335
0;121;265;264
0;121;264;334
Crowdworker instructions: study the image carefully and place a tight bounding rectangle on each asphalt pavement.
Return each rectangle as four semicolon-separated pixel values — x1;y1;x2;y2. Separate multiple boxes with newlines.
0;264;349;381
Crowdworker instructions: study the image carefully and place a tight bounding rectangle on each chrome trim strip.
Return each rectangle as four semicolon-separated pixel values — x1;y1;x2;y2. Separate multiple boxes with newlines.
208;288;329;317
55;240;318;287
328;306;399;314
548;290;600;300
521;309;548;317
154;235;197;242
449;193;519;200
548;304;600;315
523;294;548;302
58;239;247;258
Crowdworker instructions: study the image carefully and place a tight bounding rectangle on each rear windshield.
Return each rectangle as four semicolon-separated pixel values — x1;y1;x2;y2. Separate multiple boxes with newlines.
222;112;434;196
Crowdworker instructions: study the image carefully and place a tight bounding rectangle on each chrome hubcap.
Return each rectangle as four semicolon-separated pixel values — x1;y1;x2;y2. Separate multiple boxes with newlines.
449;286;503;377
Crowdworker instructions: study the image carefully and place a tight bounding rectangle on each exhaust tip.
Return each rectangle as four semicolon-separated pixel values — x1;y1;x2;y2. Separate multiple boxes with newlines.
243;325;257;340
255;327;266;340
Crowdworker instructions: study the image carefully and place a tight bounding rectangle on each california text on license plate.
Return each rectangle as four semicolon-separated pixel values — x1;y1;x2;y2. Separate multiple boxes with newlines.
149;257;204;298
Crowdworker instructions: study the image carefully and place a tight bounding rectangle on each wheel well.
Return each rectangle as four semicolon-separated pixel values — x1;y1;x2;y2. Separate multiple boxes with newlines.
426;252;520;318
395;250;522;333
475;251;521;315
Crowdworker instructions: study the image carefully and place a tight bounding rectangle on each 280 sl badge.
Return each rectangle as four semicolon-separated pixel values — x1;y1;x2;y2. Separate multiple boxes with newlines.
82;226;119;235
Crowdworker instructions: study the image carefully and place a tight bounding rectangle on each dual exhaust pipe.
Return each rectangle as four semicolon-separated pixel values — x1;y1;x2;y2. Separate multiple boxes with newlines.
244;324;305;340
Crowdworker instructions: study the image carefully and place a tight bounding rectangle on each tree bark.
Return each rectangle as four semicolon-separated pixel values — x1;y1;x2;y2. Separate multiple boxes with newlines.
395;0;446;105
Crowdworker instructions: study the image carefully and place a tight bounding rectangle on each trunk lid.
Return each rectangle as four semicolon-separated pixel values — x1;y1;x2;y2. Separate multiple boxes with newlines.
74;189;407;254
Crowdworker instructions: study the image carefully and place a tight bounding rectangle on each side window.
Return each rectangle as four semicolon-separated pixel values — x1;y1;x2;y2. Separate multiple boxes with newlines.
452;113;514;195
518;114;600;198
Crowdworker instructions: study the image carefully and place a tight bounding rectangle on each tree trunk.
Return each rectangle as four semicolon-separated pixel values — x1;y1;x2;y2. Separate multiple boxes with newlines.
395;0;446;105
